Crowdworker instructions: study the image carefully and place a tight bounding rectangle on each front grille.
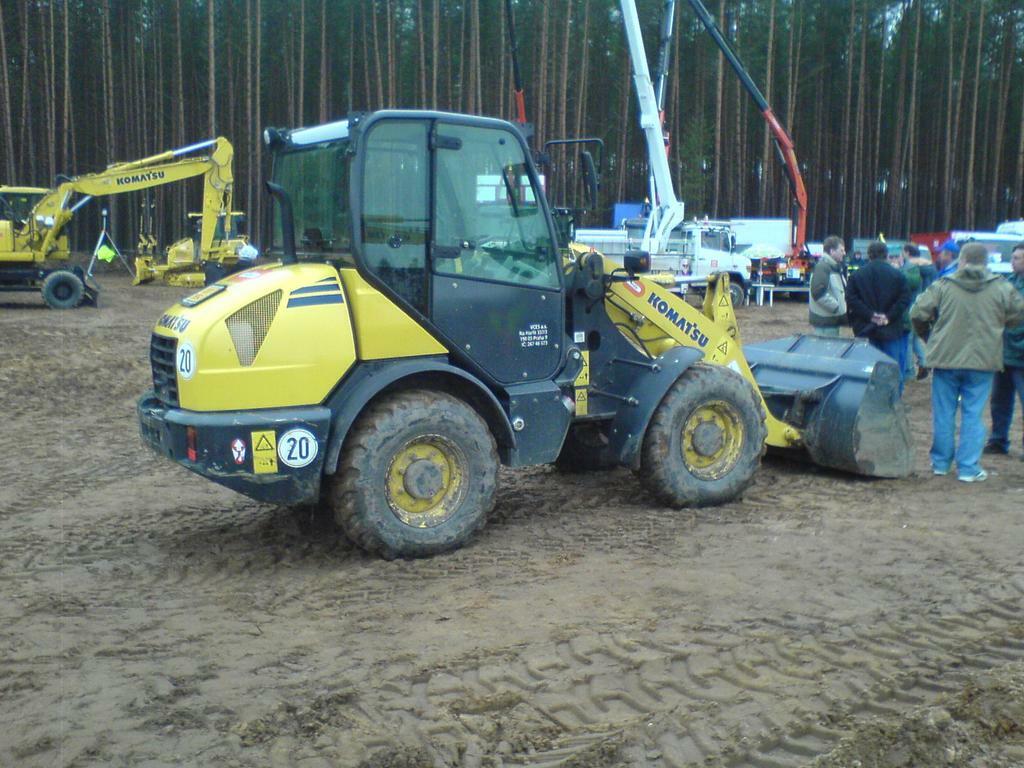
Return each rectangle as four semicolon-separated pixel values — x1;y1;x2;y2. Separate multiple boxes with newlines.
150;333;179;406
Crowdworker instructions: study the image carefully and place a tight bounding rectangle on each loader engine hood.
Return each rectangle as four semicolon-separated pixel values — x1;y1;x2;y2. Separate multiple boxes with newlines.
150;262;356;411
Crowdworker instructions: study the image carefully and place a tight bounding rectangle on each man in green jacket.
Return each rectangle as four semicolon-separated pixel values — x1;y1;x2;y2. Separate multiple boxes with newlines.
984;243;1024;457
808;235;847;336
910;243;1024;482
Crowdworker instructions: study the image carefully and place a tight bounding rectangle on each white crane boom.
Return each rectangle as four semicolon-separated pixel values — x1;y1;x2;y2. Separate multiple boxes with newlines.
619;0;686;255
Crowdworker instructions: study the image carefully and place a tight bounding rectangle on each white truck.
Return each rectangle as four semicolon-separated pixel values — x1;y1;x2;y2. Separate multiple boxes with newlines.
574;217;750;306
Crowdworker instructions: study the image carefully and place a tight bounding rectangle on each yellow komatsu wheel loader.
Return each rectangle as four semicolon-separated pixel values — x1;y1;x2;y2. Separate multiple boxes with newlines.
0;138;245;307
137;111;912;560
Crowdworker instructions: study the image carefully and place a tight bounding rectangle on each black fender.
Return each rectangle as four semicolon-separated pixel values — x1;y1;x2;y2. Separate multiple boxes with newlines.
323;357;517;474
606;347;704;468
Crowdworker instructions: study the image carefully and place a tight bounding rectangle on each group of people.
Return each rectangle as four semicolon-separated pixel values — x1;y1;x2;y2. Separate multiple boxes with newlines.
808;236;1024;482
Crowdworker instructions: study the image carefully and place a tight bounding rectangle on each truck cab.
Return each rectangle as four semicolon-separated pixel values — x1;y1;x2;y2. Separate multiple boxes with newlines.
575;216;750;305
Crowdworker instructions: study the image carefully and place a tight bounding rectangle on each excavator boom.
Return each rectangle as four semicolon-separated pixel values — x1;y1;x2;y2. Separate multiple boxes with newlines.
683;0;808;256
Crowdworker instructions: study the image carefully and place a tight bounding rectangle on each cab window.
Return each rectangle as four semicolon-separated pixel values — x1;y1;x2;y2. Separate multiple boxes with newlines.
360;121;430;312
273;141;351;260
433;124;559;290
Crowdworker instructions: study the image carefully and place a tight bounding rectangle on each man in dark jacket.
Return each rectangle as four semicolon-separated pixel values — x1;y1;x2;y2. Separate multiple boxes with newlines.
911;243;1024;482
846;241;912;391
984;242;1024;457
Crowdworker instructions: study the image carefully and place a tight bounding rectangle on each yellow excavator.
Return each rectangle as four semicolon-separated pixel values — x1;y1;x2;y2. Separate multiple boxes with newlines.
136;108;912;560
0;137;246;307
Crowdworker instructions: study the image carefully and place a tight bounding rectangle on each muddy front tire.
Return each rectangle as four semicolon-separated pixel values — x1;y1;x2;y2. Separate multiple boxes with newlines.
639;363;766;508
328;389;499;559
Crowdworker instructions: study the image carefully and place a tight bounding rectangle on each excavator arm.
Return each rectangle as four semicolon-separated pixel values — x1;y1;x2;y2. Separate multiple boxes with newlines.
683;0;808;257
28;138;234;261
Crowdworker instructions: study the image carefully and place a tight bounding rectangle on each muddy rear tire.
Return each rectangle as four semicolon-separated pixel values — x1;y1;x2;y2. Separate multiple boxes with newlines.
328;389;499;559
41;270;85;309
639;363;766;508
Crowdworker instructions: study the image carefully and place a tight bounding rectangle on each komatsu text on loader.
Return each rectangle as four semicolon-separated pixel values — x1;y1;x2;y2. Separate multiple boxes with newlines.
0;137;244;307
137;106;912;559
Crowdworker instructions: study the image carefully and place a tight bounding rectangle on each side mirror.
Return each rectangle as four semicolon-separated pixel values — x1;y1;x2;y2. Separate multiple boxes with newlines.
580;150;599;210
624;249;651;275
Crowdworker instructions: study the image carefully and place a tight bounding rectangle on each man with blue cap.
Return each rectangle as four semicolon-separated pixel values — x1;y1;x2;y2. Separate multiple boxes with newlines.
935;238;960;278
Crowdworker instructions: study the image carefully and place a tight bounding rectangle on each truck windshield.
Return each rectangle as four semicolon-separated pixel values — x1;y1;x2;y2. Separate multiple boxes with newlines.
271;140;351;261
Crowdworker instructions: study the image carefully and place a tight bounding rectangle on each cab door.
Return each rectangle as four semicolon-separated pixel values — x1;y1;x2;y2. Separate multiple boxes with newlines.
428;120;564;385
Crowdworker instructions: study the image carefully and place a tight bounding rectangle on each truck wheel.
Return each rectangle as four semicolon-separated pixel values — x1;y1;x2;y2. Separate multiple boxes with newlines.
639;363;766;508
555;423;614;473
328;389;499;559
728;280;746;308
41;270;85;309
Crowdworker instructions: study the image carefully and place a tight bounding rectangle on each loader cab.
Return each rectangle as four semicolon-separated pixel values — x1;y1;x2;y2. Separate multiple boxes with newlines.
267;111;566;386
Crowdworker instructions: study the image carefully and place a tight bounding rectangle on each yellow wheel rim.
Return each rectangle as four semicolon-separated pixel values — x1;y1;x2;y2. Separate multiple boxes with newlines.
680;400;744;480
385;435;467;527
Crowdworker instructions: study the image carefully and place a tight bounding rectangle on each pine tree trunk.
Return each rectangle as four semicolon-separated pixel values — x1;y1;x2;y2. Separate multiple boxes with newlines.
417;0;426;107
949;6;972;225
255;0;263;240
616;46;630;204
62;0;72;172
386;0;395;107
432;0;439;108
298;0;305;120
21;0;35;180
885;4;909;234
964;0;985;228
371;1;384;108
989;16;1013;223
208;0;215;134
759;0;777;213
319;0;328;122
851;7;866;235
902;0;921;234
712;0;725;216
838;0;855;234
246;0;254;230
0;1;14;179
536;2;549;144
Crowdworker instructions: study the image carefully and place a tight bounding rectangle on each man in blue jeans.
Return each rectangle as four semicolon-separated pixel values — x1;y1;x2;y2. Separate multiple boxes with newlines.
911;243;1024;482
846;241;911;393
984;243;1024;457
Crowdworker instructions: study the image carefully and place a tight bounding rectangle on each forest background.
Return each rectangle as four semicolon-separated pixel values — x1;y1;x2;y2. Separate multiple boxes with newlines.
1;0;1022;253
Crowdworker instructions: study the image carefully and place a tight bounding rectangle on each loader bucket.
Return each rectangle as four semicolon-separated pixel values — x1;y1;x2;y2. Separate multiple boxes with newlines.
744;334;913;478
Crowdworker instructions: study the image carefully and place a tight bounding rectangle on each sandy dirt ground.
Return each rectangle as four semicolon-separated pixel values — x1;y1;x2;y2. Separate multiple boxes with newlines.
2;272;1024;767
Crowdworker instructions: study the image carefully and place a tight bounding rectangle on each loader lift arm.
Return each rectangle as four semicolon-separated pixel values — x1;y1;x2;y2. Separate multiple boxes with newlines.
683;0;808;257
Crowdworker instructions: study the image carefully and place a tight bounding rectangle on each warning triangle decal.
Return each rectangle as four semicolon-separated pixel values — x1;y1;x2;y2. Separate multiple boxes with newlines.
255;435;274;451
